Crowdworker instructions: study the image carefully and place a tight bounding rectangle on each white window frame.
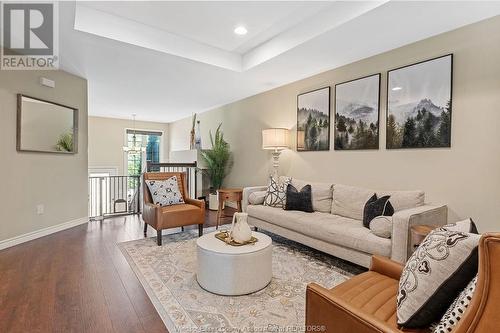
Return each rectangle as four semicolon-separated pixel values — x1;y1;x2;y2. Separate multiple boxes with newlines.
123;128;165;175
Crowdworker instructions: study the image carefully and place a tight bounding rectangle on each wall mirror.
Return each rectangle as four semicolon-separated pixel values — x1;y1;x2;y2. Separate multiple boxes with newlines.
17;94;78;154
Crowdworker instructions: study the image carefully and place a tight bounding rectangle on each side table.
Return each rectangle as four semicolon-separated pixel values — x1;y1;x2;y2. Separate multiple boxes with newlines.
410;225;438;253
216;188;243;229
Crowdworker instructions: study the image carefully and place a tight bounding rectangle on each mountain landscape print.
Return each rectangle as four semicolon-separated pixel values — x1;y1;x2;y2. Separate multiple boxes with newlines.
387;54;452;149
297;87;330;151
335;74;380;150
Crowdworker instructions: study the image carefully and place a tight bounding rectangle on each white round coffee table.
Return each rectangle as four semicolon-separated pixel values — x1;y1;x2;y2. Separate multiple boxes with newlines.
196;231;272;296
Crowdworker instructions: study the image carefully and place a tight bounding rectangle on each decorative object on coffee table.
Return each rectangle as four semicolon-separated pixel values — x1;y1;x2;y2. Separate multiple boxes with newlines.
229;212;252;243
410;224;437;252
262;128;290;177
216;188;243;229
214;230;258;246
196;231;272;296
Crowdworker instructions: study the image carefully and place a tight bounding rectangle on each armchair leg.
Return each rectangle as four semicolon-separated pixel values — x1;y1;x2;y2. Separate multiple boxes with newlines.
181;226;184;232
157;230;162;246
143;223;148;236
254;226;258;232
198;224;204;237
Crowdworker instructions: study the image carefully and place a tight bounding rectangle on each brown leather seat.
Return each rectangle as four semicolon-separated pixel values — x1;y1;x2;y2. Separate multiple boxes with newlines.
143;172;205;245
306;233;500;333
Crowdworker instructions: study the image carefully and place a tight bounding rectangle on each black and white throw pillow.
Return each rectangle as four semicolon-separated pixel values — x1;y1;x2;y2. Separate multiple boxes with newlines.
441;218;479;234
397;229;480;328
145;176;184;206
263;176;291;208
284;184;313;212
363;194;394;228
431;275;477;333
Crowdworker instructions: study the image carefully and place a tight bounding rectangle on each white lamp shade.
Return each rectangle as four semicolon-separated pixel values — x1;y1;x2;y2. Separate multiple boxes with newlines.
262;128;290;150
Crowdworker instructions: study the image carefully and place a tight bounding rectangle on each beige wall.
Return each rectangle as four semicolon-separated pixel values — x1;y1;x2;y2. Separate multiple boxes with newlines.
0;70;88;242
169;16;500;232
88;116;169;175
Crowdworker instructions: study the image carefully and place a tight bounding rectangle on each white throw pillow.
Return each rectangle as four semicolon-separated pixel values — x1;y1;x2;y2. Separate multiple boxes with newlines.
397;229;480;328
431;275;477;333
441;218;479;234
376;189;425;212
145;176;185;206
369;216;393;238
248;191;266;205
331;184;375;220
291;179;333;213
263;176;291;208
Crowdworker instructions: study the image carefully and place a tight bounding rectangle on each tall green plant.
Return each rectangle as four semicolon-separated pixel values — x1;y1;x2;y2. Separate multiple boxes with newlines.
200;123;232;192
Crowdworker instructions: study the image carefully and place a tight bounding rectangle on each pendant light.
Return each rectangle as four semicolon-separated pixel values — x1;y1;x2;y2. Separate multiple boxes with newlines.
123;114;146;152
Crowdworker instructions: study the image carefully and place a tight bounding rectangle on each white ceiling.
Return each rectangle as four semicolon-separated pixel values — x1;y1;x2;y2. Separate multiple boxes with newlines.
58;1;500;123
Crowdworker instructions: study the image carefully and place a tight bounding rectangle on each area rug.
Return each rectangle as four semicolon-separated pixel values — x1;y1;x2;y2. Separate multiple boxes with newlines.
118;228;364;333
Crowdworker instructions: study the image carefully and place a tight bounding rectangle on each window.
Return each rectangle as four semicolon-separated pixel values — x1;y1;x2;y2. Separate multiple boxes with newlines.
126;130;162;176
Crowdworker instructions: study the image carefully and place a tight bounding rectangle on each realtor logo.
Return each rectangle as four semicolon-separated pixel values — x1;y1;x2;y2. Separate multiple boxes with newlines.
1;2;59;70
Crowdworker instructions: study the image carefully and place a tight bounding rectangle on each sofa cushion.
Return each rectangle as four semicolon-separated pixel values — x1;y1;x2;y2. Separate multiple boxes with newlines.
291;179;333;213
248;190;266;205
332;184;375;220
441;218;479;234
284;184;313;213
247;205;391;257
397;229;480;328
370;216;393;239
431;275;477;333
363;194;394;228
377;190;424;212
145;176;185;206
263;176;291;208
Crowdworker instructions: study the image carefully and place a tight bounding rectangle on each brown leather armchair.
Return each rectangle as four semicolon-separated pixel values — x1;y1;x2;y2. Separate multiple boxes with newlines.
306;233;500;333
143;172;205;246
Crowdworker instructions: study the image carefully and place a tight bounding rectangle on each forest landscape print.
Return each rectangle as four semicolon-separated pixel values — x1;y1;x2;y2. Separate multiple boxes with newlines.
387;54;452;149
297;87;330;151
335;74;380;150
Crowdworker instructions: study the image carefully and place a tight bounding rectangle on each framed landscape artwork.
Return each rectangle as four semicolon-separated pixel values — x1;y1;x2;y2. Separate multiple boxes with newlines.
297;87;330;151
334;74;380;150
387;54;453;149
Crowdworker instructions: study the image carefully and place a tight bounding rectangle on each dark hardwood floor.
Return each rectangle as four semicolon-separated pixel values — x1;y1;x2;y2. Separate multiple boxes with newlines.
0;208;235;333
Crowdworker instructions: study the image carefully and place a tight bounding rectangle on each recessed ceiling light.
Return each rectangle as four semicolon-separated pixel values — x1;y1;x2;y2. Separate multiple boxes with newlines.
392;87;403;91
234;26;247;36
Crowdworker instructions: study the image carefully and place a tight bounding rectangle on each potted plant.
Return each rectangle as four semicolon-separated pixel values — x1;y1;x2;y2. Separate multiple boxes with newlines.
200;123;232;210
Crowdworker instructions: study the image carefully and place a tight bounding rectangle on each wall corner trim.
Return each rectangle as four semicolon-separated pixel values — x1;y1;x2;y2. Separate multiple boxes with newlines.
0;217;89;251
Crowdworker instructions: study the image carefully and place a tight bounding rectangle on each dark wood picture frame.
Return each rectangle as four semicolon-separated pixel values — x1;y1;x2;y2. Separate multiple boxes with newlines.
386;54;453;149
296;86;331;151
334;73;381;150
17;94;79;154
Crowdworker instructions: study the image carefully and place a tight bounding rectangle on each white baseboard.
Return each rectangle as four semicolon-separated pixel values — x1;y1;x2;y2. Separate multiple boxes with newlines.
0;217;89;251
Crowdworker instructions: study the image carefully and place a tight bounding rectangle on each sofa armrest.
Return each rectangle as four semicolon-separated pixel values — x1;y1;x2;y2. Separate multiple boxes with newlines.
370;255;404;280
306;283;398;333
391;204;448;263
242;186;267;212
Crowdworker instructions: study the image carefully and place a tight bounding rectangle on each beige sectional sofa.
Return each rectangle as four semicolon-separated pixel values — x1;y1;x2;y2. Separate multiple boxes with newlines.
243;179;447;268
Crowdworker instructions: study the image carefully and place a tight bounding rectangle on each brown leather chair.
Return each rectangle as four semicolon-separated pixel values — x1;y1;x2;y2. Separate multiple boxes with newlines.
143;172;205;246
306;233;500;333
